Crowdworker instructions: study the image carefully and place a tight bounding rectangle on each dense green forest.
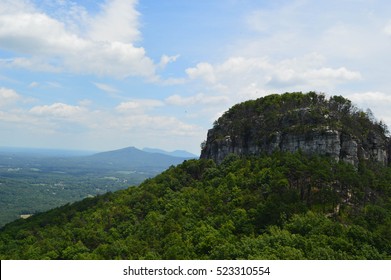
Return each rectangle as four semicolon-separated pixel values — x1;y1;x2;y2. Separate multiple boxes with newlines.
0;147;189;227
1;152;391;259
0;168;144;227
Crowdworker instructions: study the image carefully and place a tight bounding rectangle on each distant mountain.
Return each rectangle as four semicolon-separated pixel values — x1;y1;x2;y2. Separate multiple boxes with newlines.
0;146;188;174
142;147;198;158
87;146;189;170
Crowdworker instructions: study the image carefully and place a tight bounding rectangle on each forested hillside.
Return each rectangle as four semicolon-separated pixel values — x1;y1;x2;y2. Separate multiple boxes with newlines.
1;92;390;260
1;152;391;259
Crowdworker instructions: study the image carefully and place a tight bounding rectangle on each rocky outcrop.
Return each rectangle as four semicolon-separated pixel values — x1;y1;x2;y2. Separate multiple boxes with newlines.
200;92;390;166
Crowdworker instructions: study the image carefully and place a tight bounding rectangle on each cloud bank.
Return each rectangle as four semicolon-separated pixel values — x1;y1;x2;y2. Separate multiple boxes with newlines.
0;0;157;79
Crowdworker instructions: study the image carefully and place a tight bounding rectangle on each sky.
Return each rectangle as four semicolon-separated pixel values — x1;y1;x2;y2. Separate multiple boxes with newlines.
1;0;391;155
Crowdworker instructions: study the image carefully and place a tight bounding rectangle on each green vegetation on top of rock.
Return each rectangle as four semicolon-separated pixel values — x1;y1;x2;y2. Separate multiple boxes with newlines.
201;92;390;166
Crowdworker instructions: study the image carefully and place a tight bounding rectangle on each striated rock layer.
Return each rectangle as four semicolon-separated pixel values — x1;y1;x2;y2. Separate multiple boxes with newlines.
200;92;390;166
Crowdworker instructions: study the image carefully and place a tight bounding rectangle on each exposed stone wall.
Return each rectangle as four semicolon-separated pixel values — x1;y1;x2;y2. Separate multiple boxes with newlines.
201;127;389;166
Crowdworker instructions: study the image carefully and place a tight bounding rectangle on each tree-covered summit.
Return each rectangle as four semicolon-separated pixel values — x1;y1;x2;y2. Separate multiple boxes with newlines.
201;92;390;165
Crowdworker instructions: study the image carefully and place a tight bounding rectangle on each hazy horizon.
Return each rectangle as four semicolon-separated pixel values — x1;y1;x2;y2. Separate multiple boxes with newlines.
0;145;199;156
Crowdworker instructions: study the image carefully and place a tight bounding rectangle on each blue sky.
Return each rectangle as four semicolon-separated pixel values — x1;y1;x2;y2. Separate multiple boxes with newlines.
1;0;391;155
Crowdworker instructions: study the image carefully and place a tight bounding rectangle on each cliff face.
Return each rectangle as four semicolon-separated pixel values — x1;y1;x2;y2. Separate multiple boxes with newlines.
200;92;390;166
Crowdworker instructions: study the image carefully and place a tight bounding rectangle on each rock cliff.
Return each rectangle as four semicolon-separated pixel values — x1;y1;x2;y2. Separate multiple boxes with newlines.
200;92;390;166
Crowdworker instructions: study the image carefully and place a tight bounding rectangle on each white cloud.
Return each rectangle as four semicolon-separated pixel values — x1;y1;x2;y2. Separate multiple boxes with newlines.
28;82;39;88
116;99;164;112
113;114;199;135
78;99;93;107
0;87;20;106
158;77;186;86
186;62;217;84
1;106;100;139
93;82;120;94
268;65;361;88
0;57;61;72
74;41;155;78
347;91;391;103
2;101;100;135
305;67;361;81
345;91;391;128
0;0;34;14
158;54;180;69
383;20;391;36
245;2;303;36
235;0;391;72
0;0;158;79
185;55;361;96
0;109;31;125
87;0;140;43
0;12;87;55
166;93;229;106
29;103;86;118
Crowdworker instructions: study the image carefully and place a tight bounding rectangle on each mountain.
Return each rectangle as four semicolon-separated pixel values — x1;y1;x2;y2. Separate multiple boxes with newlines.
17;146;190;174
142;147;198;158
1;92;390;260
0;146;188;174
85;146;190;170
201;91;390;166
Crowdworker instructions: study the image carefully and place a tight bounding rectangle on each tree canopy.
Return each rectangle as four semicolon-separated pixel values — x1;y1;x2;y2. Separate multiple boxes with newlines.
1;151;391;259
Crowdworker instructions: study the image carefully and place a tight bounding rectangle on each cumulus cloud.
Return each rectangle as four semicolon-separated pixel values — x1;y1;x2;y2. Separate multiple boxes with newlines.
1;101;90;136
0;11;88;55
237;0;391;73
0;57;61;72
0;0;34;14
268;65;361;88
0;0;157;79
87;0;140;43
113;114;199;136
166;93;229;106
0;87;21;106
116;99;164;112
28;82;39;88
186;62;217;84
383;20;391;36
93;82;120;94
29;103;86;118
347;91;391;103
345;91;391;128
305;67;361;80
3;101;98;135
185;55;361;96
158;54;180;69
